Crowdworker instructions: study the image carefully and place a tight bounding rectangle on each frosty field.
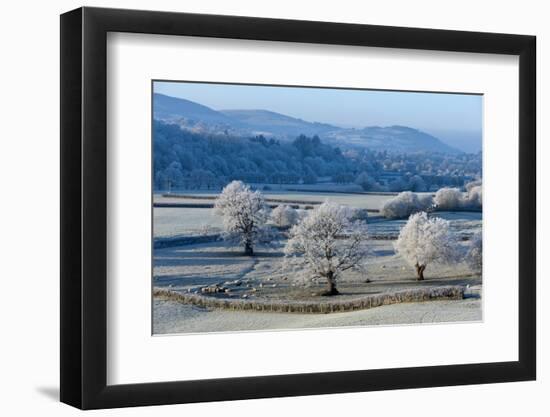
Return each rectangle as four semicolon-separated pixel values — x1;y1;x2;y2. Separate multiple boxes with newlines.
153;191;482;334
153;192;481;239
153;297;481;334
154;192;401;238
153;238;481;334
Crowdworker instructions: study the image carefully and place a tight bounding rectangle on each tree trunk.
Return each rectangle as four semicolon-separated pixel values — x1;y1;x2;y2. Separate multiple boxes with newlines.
415;263;426;281
322;272;339;296
244;240;254;256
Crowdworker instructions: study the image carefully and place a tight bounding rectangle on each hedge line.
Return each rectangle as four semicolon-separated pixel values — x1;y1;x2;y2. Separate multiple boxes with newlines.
153;285;464;314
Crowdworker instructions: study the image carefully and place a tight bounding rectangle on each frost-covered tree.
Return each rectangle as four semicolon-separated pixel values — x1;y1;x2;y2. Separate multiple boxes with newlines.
418;193;434;209
434;187;463;210
270;204;299;228
465;179;482;193
350;207;369;222
408;175;427;192
464;185;482;209
162;161;184;191
214;181;268;255
394;212;458;280
467;231;482;273
285;202;369;295
355;171;381;191
190;169;217;189
388;177;408;192
380;191;433;219
434;185;482;210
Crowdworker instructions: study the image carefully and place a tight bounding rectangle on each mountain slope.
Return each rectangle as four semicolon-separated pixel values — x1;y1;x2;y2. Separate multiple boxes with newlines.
220;109;338;138
324;125;461;154
153;93;461;154
153;93;237;125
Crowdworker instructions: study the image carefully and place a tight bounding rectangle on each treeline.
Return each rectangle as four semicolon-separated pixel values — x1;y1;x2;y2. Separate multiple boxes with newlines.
153;120;482;191
154;120;356;189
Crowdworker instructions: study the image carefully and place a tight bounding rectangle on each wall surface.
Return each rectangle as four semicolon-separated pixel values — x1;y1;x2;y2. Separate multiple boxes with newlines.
0;0;546;415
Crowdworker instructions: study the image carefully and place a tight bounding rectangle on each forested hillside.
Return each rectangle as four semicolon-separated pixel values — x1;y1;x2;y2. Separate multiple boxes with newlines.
154;120;356;189
153;120;481;191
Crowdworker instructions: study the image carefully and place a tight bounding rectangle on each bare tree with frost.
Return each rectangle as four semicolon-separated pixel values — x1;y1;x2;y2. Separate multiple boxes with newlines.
270;204;299;228
284;202;369;295
394;212;457;280
214;181;268;256
467;231;482;273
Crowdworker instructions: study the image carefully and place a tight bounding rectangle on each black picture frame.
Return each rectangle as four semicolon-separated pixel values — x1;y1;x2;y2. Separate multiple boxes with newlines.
60;6;536;410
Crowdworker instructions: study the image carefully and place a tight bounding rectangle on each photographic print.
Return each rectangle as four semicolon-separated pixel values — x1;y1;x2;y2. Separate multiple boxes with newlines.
152;81;483;335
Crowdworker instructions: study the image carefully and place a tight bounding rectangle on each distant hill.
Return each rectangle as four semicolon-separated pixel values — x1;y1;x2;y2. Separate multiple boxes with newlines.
153;93;461;154
424;129;482;153
220;109;338;138
153;93;237;125
324;125;461;154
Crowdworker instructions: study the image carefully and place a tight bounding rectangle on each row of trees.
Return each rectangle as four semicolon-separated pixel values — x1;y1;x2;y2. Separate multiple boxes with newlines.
355;170;483;194
434;181;482;210
213;181;481;295
345;148;482;187
381;191;434;219
380;181;482;219
354;171;430;192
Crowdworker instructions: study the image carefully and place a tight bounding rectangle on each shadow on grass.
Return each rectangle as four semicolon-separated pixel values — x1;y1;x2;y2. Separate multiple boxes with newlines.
154;246;285;268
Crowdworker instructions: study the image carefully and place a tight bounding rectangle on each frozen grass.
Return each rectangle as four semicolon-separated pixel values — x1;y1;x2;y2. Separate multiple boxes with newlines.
153;239;481;301
155;192;394;210
152;192;482;333
153;297;482;334
154;192;397;238
152;237;481;334
154;208;480;240
154;207;223;238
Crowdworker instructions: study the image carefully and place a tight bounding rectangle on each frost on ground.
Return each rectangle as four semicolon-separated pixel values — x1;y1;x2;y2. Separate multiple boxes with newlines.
153;192;398;238
152;193;482;334
154;239;480;297
153;202;480;240
154;240;264;288
153;235;482;333
153;298;481;334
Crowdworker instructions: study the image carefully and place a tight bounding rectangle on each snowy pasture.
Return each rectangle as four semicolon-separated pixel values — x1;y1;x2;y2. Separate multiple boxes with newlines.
153;188;482;334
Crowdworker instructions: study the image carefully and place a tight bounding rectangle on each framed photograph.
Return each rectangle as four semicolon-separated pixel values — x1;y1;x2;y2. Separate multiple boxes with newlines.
60;6;536;409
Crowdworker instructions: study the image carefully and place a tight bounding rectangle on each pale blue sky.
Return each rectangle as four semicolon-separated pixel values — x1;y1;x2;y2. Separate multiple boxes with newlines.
154;81;483;152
